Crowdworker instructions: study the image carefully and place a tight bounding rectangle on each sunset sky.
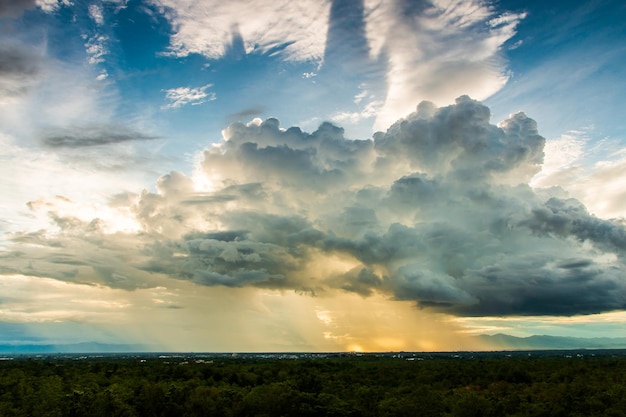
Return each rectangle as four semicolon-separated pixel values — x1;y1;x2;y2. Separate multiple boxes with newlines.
1;0;625;352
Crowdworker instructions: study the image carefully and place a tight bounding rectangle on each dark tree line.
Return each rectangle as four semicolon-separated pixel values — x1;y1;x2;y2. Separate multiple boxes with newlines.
1;353;625;417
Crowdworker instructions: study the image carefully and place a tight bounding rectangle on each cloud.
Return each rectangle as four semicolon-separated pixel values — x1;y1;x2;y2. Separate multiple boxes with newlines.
0;0;35;17
0;132;167;239
34;0;71;13
148;0;331;62
88;3;104;25
146;0;526;137
225;106;266;124
84;34;109;65
0;219;164;290
3;97;626;318
364;0;526;130
0;43;41;98
331;100;382;124
41;125;159;148
0;48;123;143
532;131;626;220
162;83;216;109
0;274;132;323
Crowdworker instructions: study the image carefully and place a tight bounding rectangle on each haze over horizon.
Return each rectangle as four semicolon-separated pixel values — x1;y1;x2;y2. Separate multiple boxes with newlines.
1;0;625;352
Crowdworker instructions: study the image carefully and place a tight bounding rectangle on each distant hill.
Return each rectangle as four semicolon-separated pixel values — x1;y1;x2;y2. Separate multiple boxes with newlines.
478;334;626;350
0;342;144;354
2;335;626;354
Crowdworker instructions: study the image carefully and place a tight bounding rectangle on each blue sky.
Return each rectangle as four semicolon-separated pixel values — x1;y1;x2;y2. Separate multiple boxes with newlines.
0;0;625;352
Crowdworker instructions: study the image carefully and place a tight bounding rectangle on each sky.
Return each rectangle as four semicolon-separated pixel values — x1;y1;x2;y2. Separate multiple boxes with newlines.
0;0;625;352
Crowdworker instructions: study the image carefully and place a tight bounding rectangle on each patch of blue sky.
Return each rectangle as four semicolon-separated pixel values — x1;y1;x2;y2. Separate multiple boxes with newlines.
486;0;626;147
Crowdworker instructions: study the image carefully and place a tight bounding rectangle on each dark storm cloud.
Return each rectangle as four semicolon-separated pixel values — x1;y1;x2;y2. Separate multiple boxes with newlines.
6;97;626;317
187;97;625;315
337;267;385;297
137;221;310;289
523;197;626;253
456;255;625;316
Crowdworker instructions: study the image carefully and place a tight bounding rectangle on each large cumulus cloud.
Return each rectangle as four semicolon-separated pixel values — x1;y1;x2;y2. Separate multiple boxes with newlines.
4;97;626;317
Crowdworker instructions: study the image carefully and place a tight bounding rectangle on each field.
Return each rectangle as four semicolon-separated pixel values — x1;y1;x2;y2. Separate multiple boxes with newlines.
1;351;625;417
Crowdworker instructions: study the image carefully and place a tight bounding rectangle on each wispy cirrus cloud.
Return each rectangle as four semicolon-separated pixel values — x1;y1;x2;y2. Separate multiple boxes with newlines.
162;83;216;109
148;0;331;62
330;99;382;125
149;0;525;131
363;0;526;130
533;131;626;220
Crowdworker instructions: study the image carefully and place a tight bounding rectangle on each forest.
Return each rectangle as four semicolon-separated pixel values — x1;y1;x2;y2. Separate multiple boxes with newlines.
0;351;625;417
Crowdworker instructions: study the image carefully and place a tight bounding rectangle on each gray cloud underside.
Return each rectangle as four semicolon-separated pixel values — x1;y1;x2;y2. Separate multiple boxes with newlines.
6;96;626;316
41;126;159;148
224;106;267;124
0;45;38;76
0;0;35;17
0;43;40;96
1;226;163;290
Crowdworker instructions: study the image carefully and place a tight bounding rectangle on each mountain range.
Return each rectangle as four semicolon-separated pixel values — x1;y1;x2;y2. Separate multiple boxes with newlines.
1;335;626;354
477;334;626;350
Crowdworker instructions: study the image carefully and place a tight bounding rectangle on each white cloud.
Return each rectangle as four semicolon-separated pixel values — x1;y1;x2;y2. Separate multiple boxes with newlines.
533;130;626;219
148;0;331;62
0;133;155;237
0;55;119;142
363;0;525;131
331;100;382;124
531;131;588;186
0;275;131;323
88;3;104;25
0;53;166;235
353;89;368;104
554;154;626;220
0;14;171;244
96;70;109;81
489;11;528;29
146;0;525;135
35;0;72;13
162;83;216;109
85;34;109;65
